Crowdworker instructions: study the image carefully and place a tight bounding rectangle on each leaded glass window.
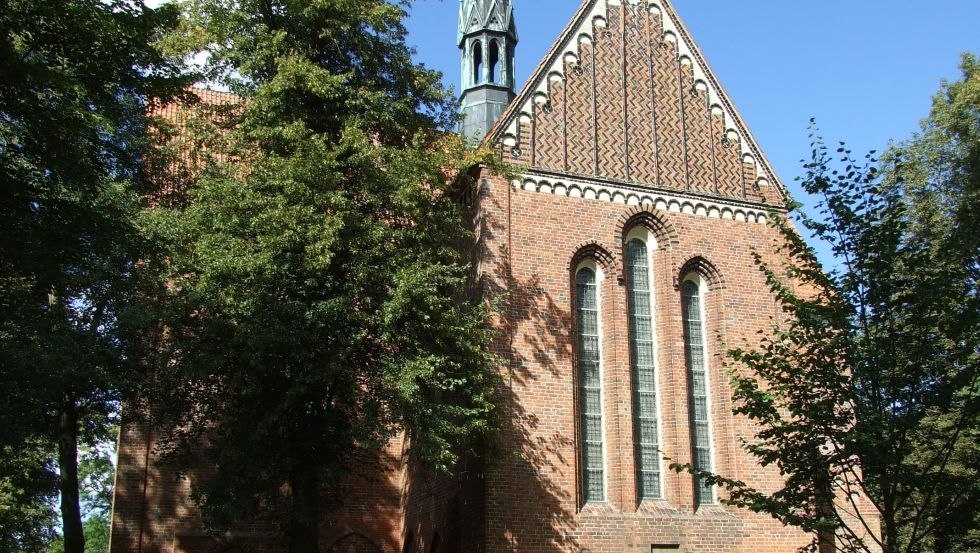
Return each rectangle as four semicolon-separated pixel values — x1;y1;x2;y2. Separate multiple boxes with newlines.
576;267;604;502
625;239;662;499
682;280;714;505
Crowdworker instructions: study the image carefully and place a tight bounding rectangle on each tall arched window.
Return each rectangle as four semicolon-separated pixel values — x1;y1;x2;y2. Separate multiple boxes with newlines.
472;41;483;85
576;265;605;502
489;39;500;83
625;238;662;500
681;279;714;505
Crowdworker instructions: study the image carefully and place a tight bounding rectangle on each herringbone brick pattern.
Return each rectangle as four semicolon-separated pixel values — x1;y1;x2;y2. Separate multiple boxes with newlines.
513;3;782;207
625;2;657;185
534;79;565;169
503;111;531;166
594;7;628;181
682;70;716;195
653;35;686;191
714;113;744;198
742;161;762;202
516;117;532;166
565;40;596;176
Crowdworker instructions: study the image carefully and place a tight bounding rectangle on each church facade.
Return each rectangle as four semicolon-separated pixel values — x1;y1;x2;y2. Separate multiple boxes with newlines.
109;1;877;552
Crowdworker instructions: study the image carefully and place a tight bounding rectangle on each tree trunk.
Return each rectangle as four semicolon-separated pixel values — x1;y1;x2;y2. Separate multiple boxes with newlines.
59;396;85;553
881;503;898;553
815;473;837;553
817;504;837;553
288;468;320;553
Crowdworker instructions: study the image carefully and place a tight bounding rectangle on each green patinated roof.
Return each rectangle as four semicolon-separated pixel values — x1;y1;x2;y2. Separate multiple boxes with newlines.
457;0;518;45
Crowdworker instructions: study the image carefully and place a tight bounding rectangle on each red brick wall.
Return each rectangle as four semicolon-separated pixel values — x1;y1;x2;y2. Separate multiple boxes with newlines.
401;451;487;553
109;423;406;553
109;168;873;553
473;167;816;553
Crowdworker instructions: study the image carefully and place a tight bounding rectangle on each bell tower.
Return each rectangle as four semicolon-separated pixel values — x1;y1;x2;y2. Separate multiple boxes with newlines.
458;0;518;141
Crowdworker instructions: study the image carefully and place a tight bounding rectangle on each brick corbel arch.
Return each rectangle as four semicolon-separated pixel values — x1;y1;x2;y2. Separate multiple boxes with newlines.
674;255;726;291
615;207;680;250
569;240;617;273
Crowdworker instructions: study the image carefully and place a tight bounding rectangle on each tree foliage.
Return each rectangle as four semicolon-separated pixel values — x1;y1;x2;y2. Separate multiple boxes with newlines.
134;1;503;551
0;1;186;550
45;440;117;553
672;54;979;553
0;443;58;552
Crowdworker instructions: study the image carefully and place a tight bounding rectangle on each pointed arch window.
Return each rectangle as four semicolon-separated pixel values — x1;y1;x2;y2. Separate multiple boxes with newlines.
472;41;483;85
489;39;500;83
576;265;605;502
625;238;662;500
681;279;714;505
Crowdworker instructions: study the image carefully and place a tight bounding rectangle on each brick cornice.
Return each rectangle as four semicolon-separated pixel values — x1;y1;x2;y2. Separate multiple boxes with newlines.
514;172;776;225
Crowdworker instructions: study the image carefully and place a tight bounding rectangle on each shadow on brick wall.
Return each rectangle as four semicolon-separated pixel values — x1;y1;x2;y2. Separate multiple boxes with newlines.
475;184;583;552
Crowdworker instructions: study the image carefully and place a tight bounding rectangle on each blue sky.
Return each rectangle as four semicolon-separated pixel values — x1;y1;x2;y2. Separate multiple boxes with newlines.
405;0;979;252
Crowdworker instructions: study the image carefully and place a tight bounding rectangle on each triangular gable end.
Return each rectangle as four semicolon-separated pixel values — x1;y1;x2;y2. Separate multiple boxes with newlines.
489;0;787;207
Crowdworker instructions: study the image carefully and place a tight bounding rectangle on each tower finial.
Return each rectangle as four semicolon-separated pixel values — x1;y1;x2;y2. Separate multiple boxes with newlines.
458;0;518;142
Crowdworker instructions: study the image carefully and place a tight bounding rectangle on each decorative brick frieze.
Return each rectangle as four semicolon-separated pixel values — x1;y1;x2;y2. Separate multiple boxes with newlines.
514;172;775;225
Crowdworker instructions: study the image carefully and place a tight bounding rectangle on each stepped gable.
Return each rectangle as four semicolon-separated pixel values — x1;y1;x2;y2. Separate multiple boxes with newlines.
490;0;786;207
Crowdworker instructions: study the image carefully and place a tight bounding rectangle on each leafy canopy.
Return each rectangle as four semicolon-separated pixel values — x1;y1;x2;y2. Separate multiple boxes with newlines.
672;54;979;553
136;0;503;549
0;1;186;550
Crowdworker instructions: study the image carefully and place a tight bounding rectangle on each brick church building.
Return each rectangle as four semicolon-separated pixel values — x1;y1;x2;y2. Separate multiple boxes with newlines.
109;1;877;552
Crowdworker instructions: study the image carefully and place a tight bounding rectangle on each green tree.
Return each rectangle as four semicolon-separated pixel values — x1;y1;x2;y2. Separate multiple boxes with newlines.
135;1;501;552
0;443;59;552
0;1;186;551
672;55;979;553
46;439;117;553
878;53;980;553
